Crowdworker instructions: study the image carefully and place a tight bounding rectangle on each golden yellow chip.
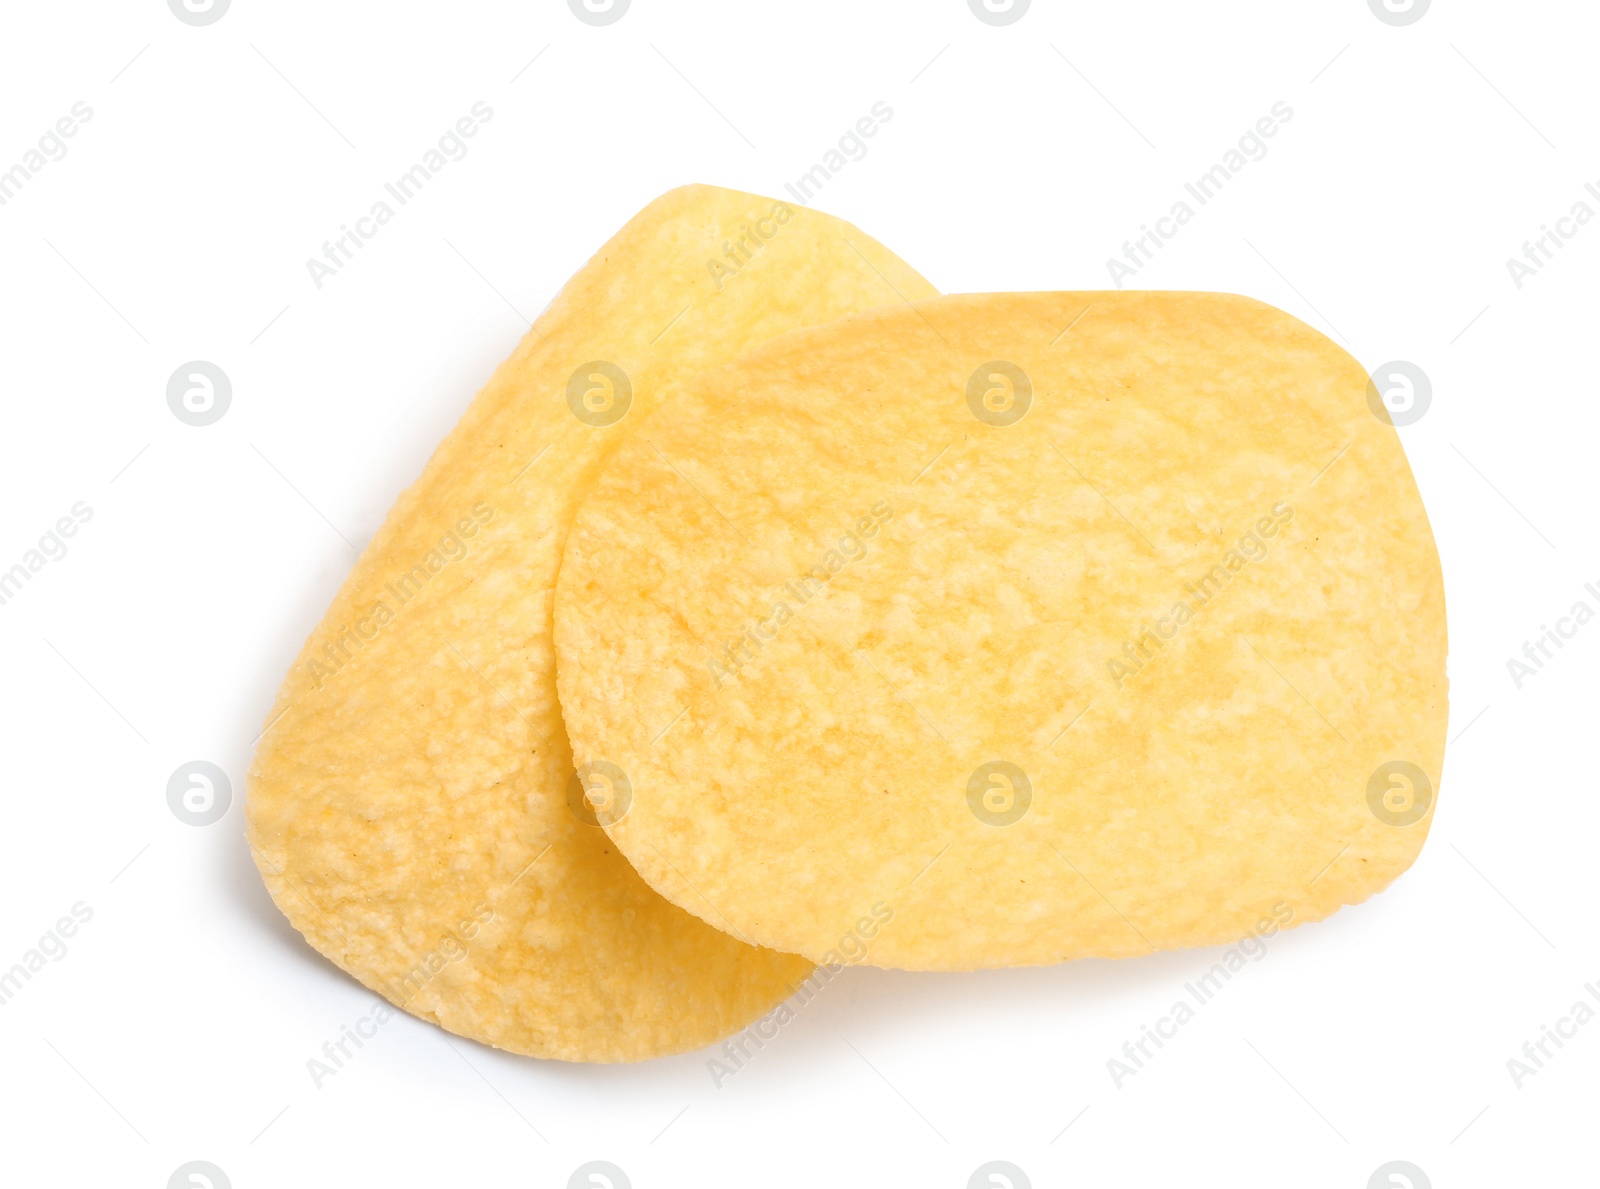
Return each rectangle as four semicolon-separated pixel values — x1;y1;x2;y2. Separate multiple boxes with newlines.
554;292;1448;971
246;186;937;1060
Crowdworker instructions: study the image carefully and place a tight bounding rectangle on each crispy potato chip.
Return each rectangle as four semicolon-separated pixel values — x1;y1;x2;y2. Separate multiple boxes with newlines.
246;186;937;1060
554;292;1448;971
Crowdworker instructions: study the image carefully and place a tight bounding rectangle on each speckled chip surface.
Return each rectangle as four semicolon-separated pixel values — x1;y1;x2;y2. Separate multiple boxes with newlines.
553;291;1448;971
246;185;937;1060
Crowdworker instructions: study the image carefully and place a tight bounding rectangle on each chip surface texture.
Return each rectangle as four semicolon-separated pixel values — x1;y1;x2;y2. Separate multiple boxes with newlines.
554;291;1449;971
247;186;936;1060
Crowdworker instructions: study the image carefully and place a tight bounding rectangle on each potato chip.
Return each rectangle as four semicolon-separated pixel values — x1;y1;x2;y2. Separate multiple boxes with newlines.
554;292;1448;971
246;186;937;1060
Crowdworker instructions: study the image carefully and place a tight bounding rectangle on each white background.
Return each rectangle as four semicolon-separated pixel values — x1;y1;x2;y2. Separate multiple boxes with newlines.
0;1;1594;1185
